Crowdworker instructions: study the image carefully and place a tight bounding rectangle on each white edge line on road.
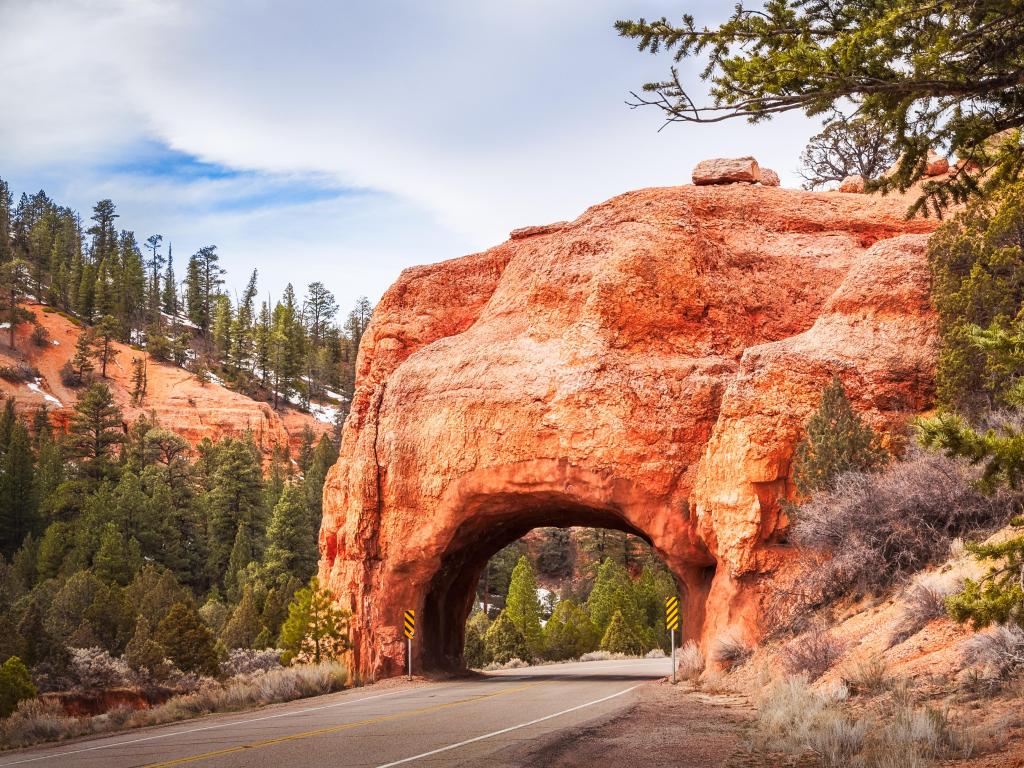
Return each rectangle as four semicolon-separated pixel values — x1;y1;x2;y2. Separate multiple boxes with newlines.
374;683;643;768
0;687;415;766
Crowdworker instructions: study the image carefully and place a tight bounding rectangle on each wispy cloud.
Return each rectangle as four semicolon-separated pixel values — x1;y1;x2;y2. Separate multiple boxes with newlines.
1;0;819;309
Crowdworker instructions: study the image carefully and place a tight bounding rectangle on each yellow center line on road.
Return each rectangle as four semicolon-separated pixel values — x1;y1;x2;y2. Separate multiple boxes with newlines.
142;681;543;768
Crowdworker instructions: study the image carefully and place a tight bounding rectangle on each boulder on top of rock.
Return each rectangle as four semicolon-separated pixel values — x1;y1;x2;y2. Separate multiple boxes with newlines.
510;221;569;240
693;157;760;185
839;175;866;193
757;168;780;187
925;152;949;177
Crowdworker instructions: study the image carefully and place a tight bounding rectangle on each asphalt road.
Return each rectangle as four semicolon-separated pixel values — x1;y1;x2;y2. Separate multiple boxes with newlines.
0;658;668;768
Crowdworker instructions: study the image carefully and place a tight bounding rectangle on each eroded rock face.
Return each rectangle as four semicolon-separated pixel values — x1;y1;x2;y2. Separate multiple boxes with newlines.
319;183;939;680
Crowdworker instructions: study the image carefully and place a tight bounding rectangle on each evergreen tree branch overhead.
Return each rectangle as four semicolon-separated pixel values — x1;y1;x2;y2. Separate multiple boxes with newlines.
615;1;1024;214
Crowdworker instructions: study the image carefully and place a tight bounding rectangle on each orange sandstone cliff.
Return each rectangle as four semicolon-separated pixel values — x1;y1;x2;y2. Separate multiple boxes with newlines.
319;182;939;680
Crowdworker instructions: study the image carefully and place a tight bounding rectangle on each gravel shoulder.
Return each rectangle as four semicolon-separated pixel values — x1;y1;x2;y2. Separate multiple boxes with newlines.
512;682;754;768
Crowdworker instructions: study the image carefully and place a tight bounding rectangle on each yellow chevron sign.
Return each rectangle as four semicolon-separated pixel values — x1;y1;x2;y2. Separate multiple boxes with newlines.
665;596;680;632
403;610;416;639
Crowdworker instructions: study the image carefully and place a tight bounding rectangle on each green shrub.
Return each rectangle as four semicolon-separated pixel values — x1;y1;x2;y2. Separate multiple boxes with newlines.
599;610;642;655
543;599;599;661
463;611;490;669
484;611;530;664
0;656;36;718
792;376;886;496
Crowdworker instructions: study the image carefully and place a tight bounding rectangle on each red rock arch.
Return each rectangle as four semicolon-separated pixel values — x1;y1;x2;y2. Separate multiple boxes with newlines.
319;184;939;680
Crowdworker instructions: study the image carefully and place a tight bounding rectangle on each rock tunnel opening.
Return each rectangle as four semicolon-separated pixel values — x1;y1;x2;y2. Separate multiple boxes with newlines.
418;491;701;672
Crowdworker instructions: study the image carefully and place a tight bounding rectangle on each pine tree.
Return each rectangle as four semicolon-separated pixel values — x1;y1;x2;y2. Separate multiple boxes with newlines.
93;314;119;378
124;616;166;675
263;482;318;585
130;356;147;404
0;259;30;349
67;382;124;478
111;230;144;337
211;294;233;363
93;521;139;585
65;327;97;386
83;581;136;654
144;234;164;322
186;245;224;335
504;555;543;655
0;421;36;558
305;434;338;519
155;602;219;675
221;584;263;648
599;610;642;655
587;558;631;634
792;376;887;496
230;270;258;373
225;523;255;600
254;301;271;385
205;438;265;582
483;610;530;664
161;243;177;317
278;578;349;664
185;255;204;332
304;282;338;350
87;200;118;266
0;178;12;263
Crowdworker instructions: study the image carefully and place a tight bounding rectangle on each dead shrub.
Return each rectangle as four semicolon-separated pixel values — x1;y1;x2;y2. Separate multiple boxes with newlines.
712;635;752;669
963;624;1024;680
781;630;845;681
889;575;961;647
676;640;704;681
791;449;1017;601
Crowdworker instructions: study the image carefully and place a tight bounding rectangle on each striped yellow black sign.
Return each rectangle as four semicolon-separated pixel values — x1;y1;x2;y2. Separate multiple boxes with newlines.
665;596;680;632
403;609;416;639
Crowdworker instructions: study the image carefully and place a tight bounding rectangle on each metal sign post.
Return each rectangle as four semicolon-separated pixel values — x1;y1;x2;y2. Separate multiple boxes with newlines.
665;597;680;684
403;610;415;680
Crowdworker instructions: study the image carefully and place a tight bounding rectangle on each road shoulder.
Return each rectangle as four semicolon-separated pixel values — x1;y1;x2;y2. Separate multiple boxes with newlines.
511;682;754;768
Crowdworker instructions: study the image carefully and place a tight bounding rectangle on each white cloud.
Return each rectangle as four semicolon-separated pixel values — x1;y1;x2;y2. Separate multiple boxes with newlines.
1;0;820;306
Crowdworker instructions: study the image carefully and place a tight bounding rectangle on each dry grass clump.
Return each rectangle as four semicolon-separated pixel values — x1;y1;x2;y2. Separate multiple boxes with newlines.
888;574;961;647
963;623;1024;682
0;662;348;751
751;674;972;767
792;449;1017;601
578;651;631;662
712;635;752;669
781;630;845;681
482;657;530;671
842;658;892;696
676;640;705;682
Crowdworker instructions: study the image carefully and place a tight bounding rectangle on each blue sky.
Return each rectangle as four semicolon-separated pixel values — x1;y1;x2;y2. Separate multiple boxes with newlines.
0;0;820;312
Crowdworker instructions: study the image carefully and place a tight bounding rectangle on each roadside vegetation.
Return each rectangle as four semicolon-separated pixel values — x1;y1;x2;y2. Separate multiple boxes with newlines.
0;385;349;748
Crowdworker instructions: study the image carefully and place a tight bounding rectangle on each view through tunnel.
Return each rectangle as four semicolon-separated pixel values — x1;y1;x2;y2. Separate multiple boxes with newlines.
415;490;700;673
463;527;683;670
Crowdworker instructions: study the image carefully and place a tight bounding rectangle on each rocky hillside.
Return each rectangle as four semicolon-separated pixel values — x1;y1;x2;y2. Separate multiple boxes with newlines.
0;303;331;457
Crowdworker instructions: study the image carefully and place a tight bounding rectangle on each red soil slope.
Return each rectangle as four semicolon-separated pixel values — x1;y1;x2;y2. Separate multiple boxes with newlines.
0;304;330;457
